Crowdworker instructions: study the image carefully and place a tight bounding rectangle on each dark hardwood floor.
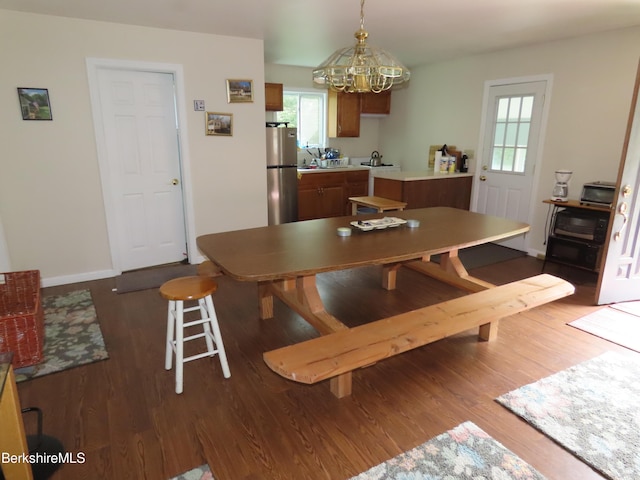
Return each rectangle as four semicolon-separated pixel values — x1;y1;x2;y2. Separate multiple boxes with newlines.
15;256;621;479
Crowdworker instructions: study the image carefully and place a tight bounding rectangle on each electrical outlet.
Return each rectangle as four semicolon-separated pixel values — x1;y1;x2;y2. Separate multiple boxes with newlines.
194;100;205;111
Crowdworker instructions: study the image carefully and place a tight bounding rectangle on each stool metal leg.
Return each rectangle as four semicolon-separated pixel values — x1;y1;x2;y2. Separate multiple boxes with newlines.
165;300;175;370
204;294;231;378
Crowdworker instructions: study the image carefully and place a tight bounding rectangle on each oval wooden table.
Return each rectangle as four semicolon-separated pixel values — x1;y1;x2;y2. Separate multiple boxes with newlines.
197;207;531;397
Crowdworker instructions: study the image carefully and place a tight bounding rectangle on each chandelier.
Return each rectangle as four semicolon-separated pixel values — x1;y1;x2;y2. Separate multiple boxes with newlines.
312;0;410;93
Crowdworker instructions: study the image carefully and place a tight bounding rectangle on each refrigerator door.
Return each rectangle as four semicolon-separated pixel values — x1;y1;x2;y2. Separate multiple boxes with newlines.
266;127;297;167
267;165;298;225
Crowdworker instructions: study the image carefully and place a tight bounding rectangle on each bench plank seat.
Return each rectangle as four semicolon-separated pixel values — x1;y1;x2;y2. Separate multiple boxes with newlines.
264;274;574;385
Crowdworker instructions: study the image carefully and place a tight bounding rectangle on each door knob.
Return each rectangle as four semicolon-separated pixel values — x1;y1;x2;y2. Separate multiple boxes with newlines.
171;178;179;185
480;175;487;181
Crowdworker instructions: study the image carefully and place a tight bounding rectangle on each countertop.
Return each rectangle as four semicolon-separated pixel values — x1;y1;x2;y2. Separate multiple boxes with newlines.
373;170;474;181
297;166;370;173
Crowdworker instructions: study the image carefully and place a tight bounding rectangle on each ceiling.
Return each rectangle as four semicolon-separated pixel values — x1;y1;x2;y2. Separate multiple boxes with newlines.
2;0;640;68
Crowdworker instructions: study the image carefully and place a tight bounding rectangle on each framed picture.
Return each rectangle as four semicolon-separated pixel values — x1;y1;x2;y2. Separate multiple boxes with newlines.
18;87;53;120
206;112;233;136
226;79;253;103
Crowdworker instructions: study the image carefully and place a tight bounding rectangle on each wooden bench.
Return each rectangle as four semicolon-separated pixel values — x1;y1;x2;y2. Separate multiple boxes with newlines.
263;274;574;396
349;196;407;215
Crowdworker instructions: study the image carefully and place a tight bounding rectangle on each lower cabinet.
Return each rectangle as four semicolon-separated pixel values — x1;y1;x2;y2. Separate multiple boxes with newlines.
298;170;369;220
374;176;472;210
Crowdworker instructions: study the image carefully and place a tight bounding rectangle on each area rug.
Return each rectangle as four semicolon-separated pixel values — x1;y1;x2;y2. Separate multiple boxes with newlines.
569;307;640;353
611;300;640;317
115;263;197;294
170;464;212;480
14;289;109;382
350;421;546;479
497;351;640;480
432;242;526;270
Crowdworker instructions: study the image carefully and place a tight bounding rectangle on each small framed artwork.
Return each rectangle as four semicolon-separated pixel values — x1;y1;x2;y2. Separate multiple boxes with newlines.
205;112;233;136
226;79;253;103
18;87;53;120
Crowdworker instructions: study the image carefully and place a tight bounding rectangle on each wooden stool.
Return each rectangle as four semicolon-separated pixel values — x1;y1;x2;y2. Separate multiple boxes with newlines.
348;196;407;215
160;276;231;394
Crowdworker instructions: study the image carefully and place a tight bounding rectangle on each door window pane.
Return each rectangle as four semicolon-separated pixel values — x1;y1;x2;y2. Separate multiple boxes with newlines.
491;94;534;173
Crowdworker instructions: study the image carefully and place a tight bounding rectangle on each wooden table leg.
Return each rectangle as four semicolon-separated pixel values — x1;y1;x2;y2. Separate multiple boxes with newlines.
0;366;34;480
258;282;274;319
264;275;354;396
382;263;402;290
405;250;496;293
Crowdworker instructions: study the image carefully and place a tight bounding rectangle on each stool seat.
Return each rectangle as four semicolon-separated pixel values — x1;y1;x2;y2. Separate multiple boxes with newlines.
160;275;230;394
160;276;217;301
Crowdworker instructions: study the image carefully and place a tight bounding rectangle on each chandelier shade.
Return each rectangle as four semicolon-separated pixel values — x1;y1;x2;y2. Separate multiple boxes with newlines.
312;0;410;93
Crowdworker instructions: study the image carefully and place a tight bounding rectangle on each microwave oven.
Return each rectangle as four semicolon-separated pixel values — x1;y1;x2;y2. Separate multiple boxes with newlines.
553;209;610;244
580;181;615;207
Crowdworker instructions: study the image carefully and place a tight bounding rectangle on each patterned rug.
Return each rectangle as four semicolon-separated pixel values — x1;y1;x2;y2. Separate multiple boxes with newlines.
497;351;640;480
14;289;109;382
170;464;212;480
350;421;545;479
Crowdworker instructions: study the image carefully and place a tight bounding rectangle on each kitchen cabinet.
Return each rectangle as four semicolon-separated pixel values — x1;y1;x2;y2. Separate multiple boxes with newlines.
374;175;472;210
328;90;360;137
298;169;370;220
345;170;369;197
360;90;391;115
265;82;283;111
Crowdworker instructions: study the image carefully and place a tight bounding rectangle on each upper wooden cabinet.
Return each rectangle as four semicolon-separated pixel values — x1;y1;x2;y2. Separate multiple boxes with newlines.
265;83;283;111
328;90;361;137
360;90;391;115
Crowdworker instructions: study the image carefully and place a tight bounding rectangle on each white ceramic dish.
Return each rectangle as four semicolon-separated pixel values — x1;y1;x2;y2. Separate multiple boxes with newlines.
350;217;407;231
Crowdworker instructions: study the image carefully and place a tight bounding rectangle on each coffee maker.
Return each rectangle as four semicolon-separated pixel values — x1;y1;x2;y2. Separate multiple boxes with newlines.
551;170;572;202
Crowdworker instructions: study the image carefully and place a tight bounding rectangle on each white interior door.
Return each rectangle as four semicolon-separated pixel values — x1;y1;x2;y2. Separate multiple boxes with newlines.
97;68;187;271
474;79;548;251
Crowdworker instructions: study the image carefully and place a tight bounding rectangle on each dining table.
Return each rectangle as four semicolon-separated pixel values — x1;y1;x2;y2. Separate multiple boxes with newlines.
196;207;530;396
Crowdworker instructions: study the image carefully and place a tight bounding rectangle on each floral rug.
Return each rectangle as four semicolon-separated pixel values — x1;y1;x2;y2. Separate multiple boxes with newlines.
170;464;212;480
14;289;109;382
350;421;545;479
497;351;640;480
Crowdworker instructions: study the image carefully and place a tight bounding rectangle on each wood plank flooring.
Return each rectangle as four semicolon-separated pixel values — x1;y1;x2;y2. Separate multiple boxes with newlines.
14;257;618;480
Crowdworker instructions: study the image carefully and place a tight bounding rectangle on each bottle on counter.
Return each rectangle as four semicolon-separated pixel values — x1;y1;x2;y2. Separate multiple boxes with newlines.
460;154;469;173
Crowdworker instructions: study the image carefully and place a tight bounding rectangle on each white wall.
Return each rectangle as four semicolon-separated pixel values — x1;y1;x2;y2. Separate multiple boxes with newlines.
0;10;267;285
380;27;640;256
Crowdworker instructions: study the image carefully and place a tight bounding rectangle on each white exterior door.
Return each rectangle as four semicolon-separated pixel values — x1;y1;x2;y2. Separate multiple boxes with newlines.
597;62;640;305
96;68;187;271
474;79;549;251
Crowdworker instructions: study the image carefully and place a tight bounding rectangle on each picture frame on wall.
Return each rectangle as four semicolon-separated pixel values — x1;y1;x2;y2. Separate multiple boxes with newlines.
18;87;53;120
226;79;253;103
206;112;233;136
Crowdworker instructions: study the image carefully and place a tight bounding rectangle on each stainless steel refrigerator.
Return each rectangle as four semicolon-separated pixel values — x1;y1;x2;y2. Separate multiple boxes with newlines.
266;125;298;225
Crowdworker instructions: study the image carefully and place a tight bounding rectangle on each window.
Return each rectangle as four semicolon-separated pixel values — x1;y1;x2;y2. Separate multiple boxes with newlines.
276;89;327;148
491;95;534;173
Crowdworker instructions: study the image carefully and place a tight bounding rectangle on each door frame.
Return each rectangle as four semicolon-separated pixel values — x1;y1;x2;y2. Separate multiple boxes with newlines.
86;57;197;274
471;74;553;254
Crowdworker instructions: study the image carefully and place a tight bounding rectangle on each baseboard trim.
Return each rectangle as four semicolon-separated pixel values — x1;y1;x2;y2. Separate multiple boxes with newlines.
42;269;117;287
